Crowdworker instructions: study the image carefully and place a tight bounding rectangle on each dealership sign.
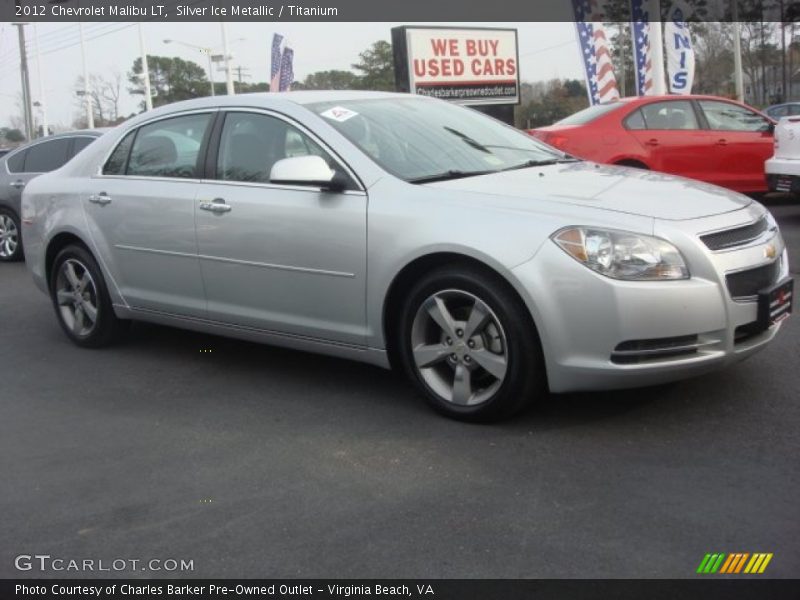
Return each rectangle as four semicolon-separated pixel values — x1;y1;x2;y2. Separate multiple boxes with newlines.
391;27;520;105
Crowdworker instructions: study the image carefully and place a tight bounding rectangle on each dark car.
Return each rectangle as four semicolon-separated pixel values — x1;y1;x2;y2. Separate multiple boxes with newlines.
0;148;11;158
0;130;105;262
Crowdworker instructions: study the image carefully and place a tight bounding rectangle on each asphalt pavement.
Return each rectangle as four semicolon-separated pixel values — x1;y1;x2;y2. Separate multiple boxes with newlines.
1;197;798;579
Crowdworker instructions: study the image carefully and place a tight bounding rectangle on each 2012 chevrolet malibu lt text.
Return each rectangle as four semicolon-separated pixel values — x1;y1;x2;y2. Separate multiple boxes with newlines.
21;91;793;421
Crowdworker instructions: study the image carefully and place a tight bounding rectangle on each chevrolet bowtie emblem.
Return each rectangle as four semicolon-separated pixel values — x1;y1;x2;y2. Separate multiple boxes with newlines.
765;244;777;259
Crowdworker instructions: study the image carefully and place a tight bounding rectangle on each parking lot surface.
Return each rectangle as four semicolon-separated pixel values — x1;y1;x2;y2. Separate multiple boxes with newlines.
1;198;798;579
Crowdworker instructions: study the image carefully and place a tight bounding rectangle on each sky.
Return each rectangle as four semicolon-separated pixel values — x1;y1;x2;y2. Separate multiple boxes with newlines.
0;21;584;130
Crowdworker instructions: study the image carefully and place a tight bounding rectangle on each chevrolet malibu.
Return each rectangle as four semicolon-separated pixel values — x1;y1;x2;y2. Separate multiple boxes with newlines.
22;92;793;421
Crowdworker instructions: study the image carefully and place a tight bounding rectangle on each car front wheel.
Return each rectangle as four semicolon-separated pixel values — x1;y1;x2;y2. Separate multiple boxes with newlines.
50;244;127;348
399;266;545;421
0;208;23;262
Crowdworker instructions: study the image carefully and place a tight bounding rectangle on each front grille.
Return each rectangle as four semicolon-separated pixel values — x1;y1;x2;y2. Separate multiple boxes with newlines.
726;260;780;299
701;216;768;251
611;335;702;364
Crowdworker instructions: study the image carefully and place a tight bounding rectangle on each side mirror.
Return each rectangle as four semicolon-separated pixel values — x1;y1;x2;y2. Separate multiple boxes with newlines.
766;121;776;134
270;155;346;192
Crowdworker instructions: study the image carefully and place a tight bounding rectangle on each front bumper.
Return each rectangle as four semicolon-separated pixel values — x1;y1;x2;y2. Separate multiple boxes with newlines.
512;206;789;393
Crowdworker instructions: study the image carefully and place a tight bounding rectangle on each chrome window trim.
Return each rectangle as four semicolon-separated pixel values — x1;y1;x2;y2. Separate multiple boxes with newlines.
196;177;367;197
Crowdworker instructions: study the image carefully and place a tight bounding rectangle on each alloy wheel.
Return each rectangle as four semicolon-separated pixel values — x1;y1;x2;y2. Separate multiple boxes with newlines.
0;214;18;258
410;289;509;407
55;258;100;338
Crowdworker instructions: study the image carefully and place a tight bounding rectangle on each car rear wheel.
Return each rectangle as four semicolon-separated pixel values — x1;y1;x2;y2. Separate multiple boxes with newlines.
0;209;23;262
398;266;545;421
50;244;127;348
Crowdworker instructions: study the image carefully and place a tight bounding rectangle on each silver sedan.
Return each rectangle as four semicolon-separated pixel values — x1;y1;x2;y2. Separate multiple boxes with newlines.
21;92;793;421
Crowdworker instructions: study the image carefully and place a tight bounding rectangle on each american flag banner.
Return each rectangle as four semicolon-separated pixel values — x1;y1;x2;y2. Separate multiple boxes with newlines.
630;0;660;96
278;47;294;92
573;0;620;105
270;33;284;91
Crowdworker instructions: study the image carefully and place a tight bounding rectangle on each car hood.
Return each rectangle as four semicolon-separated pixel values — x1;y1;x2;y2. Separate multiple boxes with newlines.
427;161;752;221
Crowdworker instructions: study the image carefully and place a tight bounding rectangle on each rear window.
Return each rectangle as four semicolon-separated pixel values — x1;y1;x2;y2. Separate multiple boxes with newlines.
23;138;71;172
556;102;624;126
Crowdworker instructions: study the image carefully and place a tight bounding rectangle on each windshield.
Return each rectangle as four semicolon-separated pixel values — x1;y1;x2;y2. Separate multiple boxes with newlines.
555;102;623;126
307;97;565;182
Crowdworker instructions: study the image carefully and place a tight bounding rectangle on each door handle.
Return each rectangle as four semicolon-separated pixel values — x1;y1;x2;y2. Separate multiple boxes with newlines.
9;180;25;189
644;138;659;146
88;192;112;206
716;139;728;146
199;198;232;214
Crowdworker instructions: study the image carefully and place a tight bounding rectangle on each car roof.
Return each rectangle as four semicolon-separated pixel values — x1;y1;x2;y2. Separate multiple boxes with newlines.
125;91;423;121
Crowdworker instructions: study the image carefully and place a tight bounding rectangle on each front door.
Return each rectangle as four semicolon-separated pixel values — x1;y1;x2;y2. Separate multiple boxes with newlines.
696;100;774;192
194;110;368;345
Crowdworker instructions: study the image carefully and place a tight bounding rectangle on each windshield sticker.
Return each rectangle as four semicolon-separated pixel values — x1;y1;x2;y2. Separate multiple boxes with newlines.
320;106;359;122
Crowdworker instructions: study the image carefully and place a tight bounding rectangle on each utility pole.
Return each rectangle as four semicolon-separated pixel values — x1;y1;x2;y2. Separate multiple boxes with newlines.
12;23;34;141
33;24;48;137
138;23;153;111
79;23;94;128
732;1;745;102
234;65;251;92
221;22;235;95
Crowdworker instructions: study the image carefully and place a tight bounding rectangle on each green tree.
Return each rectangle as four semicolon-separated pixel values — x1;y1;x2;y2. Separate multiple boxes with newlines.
128;55;210;109
302;70;360;90
1;127;25;143
515;79;589;129
352;40;395;91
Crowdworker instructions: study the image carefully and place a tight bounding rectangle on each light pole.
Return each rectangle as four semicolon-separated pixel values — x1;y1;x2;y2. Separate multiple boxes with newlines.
220;23;235;95
33;24;48;136
163;36;245;97
138;24;153;111
79;23;94;128
164;38;215;96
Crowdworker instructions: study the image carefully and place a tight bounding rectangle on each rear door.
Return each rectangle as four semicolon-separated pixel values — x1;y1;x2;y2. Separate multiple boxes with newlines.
83;112;214;317
625;100;712;180
696;99;774;191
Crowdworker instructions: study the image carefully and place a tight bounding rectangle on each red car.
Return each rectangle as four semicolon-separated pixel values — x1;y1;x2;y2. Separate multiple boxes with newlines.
528;95;775;193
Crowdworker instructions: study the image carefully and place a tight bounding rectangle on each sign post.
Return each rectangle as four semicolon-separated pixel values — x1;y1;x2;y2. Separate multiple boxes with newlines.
391;26;520;125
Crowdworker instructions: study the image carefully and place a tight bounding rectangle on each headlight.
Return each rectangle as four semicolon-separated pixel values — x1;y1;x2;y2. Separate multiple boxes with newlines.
552;227;689;281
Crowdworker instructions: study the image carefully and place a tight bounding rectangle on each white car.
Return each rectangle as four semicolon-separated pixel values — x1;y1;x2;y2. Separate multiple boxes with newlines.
766;116;800;193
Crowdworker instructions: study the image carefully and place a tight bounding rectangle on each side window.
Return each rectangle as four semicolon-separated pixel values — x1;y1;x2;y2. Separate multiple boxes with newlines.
699;100;771;132
127;113;212;178
624;109;646;130
70;136;96;158
768;105;789;119
216;112;338;184
6;149;27;173
23;138;72;172
103;131;136;175
640;101;699;130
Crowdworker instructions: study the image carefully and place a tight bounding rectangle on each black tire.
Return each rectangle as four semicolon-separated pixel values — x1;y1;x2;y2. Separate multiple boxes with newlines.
49;244;127;348
0;207;23;262
398;265;546;422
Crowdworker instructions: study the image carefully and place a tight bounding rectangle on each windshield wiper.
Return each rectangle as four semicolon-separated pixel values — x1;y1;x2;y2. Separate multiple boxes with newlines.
443;127;492;153
409;169;496;184
501;157;580;172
